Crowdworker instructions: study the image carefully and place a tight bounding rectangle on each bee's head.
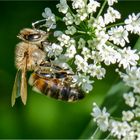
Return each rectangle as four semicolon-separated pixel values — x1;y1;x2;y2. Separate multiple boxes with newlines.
17;28;48;43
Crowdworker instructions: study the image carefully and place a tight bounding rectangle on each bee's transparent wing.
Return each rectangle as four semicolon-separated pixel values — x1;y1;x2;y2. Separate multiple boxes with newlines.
20;57;27;105
11;70;21;107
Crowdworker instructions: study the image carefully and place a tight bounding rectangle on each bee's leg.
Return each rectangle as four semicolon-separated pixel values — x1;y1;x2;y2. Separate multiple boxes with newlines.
32;19;54;31
32;19;47;29
41;41;50;50
46;22;54;31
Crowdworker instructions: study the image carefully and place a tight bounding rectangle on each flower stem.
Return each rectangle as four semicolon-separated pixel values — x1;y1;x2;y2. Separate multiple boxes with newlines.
106;22;125;29
106;40;119;49
97;0;107;18
77;30;87;34
55;16;63;21
104;133;111;140
90;127;99;139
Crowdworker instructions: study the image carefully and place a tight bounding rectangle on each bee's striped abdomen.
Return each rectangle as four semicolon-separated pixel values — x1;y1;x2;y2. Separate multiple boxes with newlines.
29;73;85;102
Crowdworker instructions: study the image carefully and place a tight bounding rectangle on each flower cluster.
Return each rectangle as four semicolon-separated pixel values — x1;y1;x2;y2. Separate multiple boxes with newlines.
33;0;140;139
91;97;140;139
40;0;140;94
117;67;140;94
90;65;140;139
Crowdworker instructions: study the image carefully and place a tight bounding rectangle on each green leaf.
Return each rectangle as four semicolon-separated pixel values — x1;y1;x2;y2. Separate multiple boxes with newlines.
134;37;140;50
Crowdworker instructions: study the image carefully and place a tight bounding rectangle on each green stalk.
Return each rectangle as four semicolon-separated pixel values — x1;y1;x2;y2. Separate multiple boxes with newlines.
77;30;87;34
134;37;140;50
97;0;107;18
90;127;100;139
104;133;111;140
106;22;125;29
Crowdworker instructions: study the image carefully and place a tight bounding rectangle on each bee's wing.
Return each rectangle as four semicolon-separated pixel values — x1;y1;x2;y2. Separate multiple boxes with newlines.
11;70;21;107
20;57;27;105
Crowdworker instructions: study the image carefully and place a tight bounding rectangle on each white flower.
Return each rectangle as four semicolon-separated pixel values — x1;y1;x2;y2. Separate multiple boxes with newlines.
109;120;131;139
125;13;140;35
131;121;140;132
122;131;135;140
87;0;100;14
74;14;81;25
42;8;56;29
95;30;109;48
63;12;74;25
91;103;110;131
77;8;88;21
130;121;140;139
44;43;63;57
123;92;135;107
108;26;129;47
98;45;121;65
93;16;105;30
78;38;86;49
107;0;118;6
56;0;68;14
119;67;140;93
74;55;89;73
133;107;140;117
52;54;70;69
53;30;63;37
66;38;76;48
117;47;139;69
88;64;106;79
72;0;85;9
104;7;121;25
87;39;98;49
122;111;134;122
72;73;93;93
65;45;76;58
131;120;140;131
81;47;91;60
65;26;77;35
91;50;102;64
57;34;70;47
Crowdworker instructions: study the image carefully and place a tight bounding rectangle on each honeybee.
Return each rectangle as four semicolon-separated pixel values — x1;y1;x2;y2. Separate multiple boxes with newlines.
28;62;85;102
11;27;48;106
12;20;84;106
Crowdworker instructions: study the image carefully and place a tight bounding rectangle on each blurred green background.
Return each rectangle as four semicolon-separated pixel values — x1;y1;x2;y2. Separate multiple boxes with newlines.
0;0;139;139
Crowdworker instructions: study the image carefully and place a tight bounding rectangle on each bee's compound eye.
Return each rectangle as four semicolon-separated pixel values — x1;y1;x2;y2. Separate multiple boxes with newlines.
26;34;41;41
